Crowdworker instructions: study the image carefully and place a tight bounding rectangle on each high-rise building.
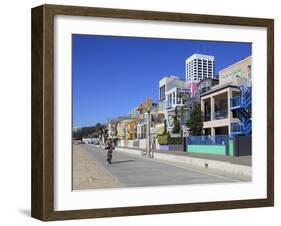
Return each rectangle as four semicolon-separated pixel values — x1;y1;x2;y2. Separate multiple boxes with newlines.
186;54;215;83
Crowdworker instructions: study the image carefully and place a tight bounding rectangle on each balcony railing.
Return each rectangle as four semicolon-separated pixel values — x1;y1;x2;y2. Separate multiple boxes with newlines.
204;112;211;121
204;110;228;121
231;123;241;134
230;96;241;108
214;110;228;120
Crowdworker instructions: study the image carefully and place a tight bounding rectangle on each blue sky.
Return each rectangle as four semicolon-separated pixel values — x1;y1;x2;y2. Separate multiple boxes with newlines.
72;34;251;127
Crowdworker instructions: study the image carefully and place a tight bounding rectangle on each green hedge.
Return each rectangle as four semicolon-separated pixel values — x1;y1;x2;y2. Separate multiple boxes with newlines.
157;135;182;145
157;135;168;145
168;137;182;145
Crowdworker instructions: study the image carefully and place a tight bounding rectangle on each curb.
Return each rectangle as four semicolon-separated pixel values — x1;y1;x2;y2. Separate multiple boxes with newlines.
115;147;252;178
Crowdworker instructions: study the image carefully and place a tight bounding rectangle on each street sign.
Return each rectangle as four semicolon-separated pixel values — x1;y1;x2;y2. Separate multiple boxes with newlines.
182;125;190;137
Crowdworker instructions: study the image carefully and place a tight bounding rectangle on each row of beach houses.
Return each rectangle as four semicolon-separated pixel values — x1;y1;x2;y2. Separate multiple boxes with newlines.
106;53;252;156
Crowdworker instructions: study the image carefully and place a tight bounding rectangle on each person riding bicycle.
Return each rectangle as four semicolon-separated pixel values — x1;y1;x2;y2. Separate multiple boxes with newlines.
105;138;115;164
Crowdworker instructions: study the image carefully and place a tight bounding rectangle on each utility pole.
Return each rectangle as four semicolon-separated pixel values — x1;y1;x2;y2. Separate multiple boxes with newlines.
146;110;153;158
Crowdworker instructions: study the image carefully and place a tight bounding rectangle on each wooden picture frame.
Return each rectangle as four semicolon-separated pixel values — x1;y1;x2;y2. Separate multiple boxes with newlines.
31;4;274;221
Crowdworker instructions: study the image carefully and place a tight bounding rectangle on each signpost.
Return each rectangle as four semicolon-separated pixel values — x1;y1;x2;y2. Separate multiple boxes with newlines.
182;125;190;138
182;125;190;152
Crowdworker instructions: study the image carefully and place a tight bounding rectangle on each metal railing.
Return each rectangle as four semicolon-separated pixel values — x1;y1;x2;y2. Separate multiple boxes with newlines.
187;135;228;145
214;110;228;120
230;96;241;108
204;110;228;121
204;112;211;121
231;123;241;133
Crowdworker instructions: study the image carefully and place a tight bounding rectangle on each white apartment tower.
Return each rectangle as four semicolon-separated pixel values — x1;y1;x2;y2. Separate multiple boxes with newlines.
186;54;215;83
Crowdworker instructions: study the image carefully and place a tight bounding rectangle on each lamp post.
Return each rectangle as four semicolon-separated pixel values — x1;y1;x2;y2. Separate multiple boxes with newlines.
146;110;154;158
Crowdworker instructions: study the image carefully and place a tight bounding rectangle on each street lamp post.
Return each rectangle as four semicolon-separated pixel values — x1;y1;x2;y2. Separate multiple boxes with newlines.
146;110;154;158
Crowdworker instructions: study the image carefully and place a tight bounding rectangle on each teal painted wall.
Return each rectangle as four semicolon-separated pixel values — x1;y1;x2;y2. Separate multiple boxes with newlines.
229;139;234;157
187;145;226;155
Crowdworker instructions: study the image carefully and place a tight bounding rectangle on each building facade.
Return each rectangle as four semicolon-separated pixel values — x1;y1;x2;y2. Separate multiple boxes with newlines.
158;76;182;113
186;54;215;83
197;78;219;96
166;87;189;110
219;56;251;85
164;79;189;132
117;120;127;140
108;122;117;138
158;75;184;113
128;97;161;141
125;119;137;140
129;97;155;121
185;81;199;98
200;56;252;135
107;116;129;139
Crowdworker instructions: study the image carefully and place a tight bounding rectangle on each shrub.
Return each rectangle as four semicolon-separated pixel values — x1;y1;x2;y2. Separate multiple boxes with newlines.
168;137;182;145
157;134;168;145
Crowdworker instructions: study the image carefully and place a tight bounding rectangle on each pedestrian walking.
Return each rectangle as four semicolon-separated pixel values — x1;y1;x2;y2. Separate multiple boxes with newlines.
105;138;115;164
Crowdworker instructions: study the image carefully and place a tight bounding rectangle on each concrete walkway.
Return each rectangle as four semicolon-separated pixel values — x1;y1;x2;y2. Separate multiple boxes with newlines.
115;146;252;178
82;144;246;189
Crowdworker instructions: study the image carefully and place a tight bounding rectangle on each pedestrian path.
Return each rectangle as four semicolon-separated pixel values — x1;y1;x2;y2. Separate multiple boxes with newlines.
82;144;240;188
116;146;252;178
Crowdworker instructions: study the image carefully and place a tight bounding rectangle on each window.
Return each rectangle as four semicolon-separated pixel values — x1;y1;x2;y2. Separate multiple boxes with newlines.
159;85;165;100
247;64;252;80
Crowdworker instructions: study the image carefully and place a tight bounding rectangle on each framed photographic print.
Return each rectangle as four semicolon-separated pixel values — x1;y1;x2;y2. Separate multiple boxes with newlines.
31;4;274;221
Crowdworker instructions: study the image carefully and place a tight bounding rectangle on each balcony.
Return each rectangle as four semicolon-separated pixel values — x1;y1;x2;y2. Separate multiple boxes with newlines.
214;110;228;120
204;112;211;121
230;96;241;109
231;123;241;135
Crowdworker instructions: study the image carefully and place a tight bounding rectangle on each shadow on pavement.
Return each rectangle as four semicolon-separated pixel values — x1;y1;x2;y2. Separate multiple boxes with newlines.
111;160;136;164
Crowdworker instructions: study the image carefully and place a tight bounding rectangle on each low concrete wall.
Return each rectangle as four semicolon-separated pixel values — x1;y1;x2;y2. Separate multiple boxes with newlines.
127;140;134;148
154;152;251;178
139;139;146;149
158;144;183;151
158;145;169;151
118;139;139;148
168;144;183;151
156;142;160;150
119;140;125;147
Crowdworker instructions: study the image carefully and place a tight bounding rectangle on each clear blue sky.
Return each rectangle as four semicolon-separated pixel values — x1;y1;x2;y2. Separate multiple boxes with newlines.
72;34;251;127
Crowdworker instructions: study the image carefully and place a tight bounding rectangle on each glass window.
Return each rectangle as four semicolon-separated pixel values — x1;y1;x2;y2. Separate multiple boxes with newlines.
159;85;165;99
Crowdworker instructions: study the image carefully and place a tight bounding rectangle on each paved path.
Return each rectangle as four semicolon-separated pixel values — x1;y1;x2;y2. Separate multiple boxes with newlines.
82;144;239;188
